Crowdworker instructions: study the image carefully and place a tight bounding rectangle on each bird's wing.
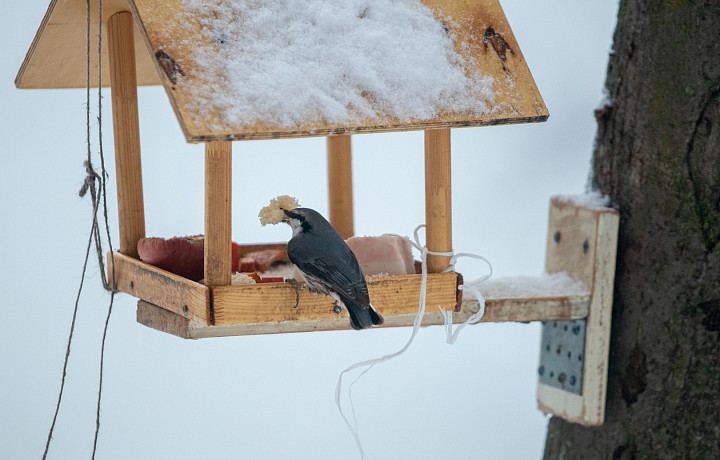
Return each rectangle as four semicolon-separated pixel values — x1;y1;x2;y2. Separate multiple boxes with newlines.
289;242;370;306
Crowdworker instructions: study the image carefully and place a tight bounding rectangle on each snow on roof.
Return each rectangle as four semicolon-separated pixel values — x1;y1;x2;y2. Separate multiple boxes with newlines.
177;0;495;131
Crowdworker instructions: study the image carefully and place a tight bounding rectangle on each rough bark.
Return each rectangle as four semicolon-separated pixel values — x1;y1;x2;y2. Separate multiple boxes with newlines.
544;1;720;459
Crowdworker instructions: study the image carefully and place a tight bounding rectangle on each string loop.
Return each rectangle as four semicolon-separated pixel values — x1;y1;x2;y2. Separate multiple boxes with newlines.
336;225;492;458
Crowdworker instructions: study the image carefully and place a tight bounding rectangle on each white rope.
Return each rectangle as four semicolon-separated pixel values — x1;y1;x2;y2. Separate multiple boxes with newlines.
335;225;491;458
439;252;493;344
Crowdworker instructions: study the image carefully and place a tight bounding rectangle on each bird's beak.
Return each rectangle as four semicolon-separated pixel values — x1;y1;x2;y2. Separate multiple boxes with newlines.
281;208;292;222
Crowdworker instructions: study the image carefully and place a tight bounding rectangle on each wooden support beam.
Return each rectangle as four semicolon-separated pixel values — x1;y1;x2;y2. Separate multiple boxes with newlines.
137;300;192;339
327;135;354;239
536;197;619;426
134;288;590;339
204;141;232;288
108;11;145;257
425;128;452;273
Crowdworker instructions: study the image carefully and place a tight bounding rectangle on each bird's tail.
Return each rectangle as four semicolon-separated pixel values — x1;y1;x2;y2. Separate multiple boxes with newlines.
345;301;384;330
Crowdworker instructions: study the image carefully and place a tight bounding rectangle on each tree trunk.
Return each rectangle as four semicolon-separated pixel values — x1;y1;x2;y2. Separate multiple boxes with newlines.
544;1;720;458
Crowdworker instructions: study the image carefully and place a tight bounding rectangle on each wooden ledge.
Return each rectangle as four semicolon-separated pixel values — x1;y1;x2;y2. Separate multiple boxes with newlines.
109;250;459;327
111;250;592;339
137;291;590;339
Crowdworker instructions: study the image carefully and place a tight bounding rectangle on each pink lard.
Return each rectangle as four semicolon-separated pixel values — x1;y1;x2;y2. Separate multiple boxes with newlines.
346;235;415;276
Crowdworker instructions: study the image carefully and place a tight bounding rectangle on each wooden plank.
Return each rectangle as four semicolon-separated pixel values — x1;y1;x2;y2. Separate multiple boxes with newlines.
536;197;619;426
212;272;459;326
108;11;145;257
466;295;590;323
425;128;453;273
204;142;232;287
126;0;547;142
135;287;589;339
137;300;191;339
15;0;161;89
109;251;210;324
327;135;354;239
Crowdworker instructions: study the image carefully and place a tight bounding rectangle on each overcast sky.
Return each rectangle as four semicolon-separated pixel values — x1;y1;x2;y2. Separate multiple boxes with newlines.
1;1;618;459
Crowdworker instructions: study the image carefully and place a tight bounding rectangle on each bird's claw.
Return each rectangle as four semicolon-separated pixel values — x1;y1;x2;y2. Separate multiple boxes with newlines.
285;278;303;308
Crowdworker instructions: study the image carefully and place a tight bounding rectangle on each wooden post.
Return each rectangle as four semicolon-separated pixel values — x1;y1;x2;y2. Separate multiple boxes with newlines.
107;12;145;257
204;141;232;286
424;128;452;273
327;135;354;239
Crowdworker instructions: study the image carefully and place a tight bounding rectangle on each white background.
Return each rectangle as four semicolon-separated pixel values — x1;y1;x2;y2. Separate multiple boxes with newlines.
1;1;618;459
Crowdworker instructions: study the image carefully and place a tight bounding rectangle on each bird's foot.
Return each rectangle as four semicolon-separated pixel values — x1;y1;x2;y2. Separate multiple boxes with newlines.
285;278;304;308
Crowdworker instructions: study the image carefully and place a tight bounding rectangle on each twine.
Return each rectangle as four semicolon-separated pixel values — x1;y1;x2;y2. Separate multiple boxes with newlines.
42;1;115;458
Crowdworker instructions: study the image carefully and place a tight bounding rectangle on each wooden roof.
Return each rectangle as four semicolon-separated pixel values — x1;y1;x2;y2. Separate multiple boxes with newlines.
16;0;548;143
15;0;161;88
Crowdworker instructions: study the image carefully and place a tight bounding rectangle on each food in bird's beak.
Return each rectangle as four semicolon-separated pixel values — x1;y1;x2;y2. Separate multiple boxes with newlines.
258;195;300;225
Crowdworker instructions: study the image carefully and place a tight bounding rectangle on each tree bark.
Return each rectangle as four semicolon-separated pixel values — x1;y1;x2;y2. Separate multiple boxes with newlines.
544;1;720;459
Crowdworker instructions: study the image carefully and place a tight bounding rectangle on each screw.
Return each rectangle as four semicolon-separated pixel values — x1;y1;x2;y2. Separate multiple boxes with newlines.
129;281;134;289
570;375;577;386
553;231;561;243
538;366;545;376
572;325;581;335
556;344;562;355
558;372;567;383
583;239;589;254
578;354;583;362
182;305;188;313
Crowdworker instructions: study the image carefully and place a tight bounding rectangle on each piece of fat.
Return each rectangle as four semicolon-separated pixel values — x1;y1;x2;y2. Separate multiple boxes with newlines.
346;235;415;276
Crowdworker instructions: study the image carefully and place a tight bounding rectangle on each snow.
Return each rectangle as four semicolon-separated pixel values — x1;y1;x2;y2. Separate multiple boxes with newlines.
553;191;612;211
480;272;589;298
179;0;495;130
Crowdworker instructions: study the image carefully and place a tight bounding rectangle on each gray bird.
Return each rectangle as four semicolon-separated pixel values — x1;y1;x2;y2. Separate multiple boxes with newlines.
282;207;384;330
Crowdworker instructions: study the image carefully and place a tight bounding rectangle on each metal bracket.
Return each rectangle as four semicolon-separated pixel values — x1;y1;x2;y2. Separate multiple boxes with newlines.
539;320;586;395
536;196;619;426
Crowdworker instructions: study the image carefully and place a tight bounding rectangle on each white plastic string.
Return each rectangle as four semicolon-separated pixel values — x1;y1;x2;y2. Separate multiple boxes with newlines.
335;227;450;459
335;225;491;459
439;252;493;344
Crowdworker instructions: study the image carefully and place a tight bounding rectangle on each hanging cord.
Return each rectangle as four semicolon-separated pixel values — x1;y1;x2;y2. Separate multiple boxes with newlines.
92;0;116;457
42;1;115;458
335;225;491;459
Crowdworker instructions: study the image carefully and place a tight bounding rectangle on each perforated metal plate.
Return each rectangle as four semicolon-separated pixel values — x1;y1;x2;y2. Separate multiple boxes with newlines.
538;320;585;395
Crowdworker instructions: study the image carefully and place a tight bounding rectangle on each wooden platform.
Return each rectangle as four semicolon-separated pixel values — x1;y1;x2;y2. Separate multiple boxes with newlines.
108;250;591;339
17;0;548;142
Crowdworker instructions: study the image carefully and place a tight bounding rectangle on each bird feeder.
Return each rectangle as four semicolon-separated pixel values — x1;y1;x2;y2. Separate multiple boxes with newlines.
17;0;619;425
